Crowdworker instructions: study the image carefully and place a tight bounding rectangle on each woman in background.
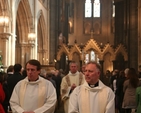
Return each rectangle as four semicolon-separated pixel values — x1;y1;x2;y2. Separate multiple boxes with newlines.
122;68;139;113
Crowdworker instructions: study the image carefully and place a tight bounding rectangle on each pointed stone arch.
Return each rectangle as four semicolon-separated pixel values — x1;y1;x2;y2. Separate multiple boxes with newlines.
102;43;115;61
69;44;81;60
103;52;113;74
15;0;33;66
57;44;69;60
115;44;128;61
37;10;47;47
16;0;32;43
84;38;102;61
56;38;128;72
84;39;101;53
37;10;48;64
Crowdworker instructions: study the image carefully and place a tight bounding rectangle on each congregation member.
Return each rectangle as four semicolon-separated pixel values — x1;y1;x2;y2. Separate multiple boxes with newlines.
136;86;141;113
0;72;5;113
103;70;111;87
7;64;24;98
10;59;57;113
122;68;139;113
116;70;127;113
1;72;9;113
7;63;24;111
51;70;62;109
6;65;14;78
46;72;56;88
68;61;115;113
61;61;85;113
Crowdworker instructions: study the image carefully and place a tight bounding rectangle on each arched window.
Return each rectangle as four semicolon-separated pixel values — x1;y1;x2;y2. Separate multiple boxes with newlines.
85;0;100;18
91;51;95;61
85;0;92;17
85;54;89;64
84;0;101;34
112;0;115;17
93;0;100;17
84;50;99;64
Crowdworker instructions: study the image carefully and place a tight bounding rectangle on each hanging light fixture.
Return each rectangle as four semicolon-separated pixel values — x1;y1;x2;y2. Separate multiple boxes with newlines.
0;0;9;26
28;32;36;44
0;15;9;26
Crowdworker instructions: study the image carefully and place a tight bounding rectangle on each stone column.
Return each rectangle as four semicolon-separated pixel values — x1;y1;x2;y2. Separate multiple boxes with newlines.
0;33;11;69
138;0;141;70
42;49;48;65
28;43;35;60
126;0;138;69
20;43;29;67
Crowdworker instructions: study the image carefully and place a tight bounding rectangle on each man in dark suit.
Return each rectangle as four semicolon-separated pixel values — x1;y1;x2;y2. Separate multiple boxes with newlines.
7;63;24;111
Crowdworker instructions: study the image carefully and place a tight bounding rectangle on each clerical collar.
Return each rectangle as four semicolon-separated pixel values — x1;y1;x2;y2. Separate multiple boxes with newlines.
28;77;39;82
89;82;99;88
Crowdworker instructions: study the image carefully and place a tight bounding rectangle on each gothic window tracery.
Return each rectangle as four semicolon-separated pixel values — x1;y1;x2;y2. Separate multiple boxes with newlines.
84;0;101;34
94;0;100;17
84;50;99;64
84;0;100;18
85;0;92;17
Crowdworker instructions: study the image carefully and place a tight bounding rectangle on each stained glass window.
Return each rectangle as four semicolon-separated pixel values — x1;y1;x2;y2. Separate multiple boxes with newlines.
91;51;95;61
85;0;100;18
94;0;100;17
84;50;99;64
85;0;92;17
85;54;89;63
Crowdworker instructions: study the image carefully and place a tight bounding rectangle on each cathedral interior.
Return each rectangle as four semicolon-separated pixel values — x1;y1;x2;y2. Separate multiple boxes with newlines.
0;0;141;75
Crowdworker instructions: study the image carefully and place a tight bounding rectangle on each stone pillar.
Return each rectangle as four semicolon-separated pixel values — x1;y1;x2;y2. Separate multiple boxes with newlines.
0;33;11;69
42;49;48;65
20;43;29;67
129;0;138;69
28;43;35;60
138;0;141;69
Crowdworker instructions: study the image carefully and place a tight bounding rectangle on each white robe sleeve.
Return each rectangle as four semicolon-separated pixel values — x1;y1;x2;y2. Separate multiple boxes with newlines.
105;88;115;113
68;87;80;113
61;77;71;100
10;82;24;113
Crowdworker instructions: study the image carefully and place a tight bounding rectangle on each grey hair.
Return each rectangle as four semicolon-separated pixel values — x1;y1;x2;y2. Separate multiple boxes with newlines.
69;61;78;66
86;61;101;72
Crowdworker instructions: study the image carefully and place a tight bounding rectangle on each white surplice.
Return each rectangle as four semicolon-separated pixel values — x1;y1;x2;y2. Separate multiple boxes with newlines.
68;80;115;113
10;76;57;113
61;71;85;113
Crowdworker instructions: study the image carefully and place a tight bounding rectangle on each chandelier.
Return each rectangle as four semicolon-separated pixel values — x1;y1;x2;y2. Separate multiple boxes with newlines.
28;32;36;44
0;1;9;27
0;14;9;26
